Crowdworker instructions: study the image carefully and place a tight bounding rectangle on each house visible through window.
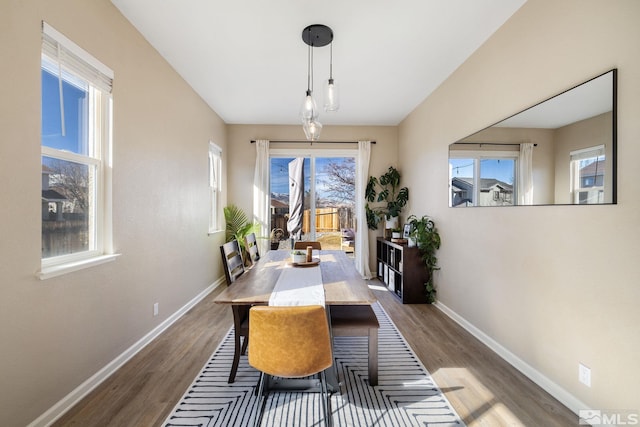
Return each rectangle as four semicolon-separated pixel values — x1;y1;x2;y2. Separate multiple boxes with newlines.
449;153;517;207
41;23;113;269
208;142;222;232
570;145;605;204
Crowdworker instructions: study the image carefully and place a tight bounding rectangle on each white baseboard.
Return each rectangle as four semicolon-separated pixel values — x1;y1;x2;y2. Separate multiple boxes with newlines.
434;300;590;417
28;278;225;427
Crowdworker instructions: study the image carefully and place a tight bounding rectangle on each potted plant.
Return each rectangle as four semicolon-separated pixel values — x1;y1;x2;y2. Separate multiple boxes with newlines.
365;166;409;231
407;214;441;304
223;204;260;264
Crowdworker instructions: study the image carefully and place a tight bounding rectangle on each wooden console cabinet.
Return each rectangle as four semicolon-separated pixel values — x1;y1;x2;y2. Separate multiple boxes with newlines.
376;237;429;304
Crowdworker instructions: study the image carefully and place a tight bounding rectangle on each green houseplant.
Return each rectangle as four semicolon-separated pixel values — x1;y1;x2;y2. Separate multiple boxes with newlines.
365;166;409;230
223;204;260;264
407;214;441;303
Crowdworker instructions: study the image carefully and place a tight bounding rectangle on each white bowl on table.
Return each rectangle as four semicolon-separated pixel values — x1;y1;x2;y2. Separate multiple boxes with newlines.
292;252;307;264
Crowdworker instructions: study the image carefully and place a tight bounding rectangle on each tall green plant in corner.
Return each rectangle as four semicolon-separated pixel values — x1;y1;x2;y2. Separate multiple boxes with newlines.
223;204;260;263
407;214;441;303
365;166;409;230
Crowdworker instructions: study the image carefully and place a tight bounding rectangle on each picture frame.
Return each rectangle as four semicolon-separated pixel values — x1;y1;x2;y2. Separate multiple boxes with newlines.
402;223;411;239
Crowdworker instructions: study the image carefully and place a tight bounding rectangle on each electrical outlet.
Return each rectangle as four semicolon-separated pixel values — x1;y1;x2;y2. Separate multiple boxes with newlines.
579;363;591;387
153;303;159;317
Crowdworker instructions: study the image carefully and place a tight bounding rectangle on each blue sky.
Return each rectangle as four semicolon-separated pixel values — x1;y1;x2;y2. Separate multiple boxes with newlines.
450;158;515;184
271;157;349;195
41;69;87;155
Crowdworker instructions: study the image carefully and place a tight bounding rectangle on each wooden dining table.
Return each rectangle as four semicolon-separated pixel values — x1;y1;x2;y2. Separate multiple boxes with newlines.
214;249;376;306
214;249;377;392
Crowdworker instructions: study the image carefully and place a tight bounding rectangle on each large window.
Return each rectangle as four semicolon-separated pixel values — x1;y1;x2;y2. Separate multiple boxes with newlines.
40;23;113;275
208;142;222;232
450;152;517;207
270;150;356;251
570;145;605;204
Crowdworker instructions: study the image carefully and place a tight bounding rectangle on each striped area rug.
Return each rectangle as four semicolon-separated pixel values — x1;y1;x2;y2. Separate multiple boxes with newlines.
164;303;464;426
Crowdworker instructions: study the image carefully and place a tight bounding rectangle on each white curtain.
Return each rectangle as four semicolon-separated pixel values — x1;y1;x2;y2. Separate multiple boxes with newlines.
355;141;373;279
253;140;270;255
518;143;534;205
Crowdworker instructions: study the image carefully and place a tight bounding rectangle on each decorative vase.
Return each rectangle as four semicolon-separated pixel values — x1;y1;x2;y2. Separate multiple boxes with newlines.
385;216;399;230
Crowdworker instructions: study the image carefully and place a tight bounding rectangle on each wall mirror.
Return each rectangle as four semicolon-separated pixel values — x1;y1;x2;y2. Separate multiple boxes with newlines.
449;69;617;207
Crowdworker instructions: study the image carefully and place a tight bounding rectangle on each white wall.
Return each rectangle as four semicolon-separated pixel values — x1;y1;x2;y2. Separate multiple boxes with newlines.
0;1;227;425
399;0;639;414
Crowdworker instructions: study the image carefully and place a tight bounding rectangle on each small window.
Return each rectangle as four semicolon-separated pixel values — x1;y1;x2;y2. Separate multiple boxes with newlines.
40;22;113;275
570;145;605;204
208;142;222;232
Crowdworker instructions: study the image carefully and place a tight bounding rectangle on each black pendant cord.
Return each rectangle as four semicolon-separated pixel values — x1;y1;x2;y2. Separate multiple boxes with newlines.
306;31;312;94
329;42;333;81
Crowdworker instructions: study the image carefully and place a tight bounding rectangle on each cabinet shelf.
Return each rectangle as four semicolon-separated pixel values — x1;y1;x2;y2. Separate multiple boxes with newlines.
376;237;429;304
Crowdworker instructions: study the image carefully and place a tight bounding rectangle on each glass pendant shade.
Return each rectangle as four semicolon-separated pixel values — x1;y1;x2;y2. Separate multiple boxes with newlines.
323;78;339;111
300;90;319;121
302;119;322;141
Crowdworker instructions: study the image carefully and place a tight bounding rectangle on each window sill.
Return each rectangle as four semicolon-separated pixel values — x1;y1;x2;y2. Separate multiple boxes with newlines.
38;254;120;280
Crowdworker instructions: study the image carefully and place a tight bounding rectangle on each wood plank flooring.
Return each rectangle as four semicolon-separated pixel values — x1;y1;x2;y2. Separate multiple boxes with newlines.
54;281;577;426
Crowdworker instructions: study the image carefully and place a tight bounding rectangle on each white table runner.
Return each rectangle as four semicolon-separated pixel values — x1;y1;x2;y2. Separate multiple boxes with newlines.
268;264;325;307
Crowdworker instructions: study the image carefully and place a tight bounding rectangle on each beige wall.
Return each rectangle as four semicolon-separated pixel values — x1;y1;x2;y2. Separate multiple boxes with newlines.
0;1;227;425
400;0;639;414
226;124;398;269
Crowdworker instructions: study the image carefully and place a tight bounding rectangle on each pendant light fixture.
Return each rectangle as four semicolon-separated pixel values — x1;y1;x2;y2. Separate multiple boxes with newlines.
300;24;338;141
324;42;339;111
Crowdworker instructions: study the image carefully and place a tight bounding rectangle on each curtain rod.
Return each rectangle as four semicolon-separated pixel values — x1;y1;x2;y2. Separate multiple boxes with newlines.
250;140;376;144
454;142;537;147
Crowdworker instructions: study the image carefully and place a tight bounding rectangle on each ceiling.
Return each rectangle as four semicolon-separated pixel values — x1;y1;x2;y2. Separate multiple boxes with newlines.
495;70;614;129
110;0;526;126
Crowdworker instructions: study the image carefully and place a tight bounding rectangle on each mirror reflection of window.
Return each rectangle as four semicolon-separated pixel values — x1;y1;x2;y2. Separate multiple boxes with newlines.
570;145;605;204
449;152;517;207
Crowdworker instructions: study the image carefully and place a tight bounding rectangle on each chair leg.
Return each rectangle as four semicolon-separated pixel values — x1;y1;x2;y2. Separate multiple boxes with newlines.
368;327;378;386
320;370;332;427
241;335;249;355
253;372;268;427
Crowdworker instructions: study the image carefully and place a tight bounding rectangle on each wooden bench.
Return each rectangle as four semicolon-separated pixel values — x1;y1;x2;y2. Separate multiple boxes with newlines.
330;304;380;386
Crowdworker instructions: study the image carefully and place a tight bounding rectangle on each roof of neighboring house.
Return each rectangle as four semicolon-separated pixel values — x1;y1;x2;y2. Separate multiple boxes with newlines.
42;189;67;202
271;199;288;209
451;177;513;192
580;159;605;176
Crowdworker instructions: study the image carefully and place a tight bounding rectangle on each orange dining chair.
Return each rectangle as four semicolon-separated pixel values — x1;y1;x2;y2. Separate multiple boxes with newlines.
248;305;333;427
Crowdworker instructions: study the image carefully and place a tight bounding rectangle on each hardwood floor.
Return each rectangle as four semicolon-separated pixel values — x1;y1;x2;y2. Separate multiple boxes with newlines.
54;281;577;426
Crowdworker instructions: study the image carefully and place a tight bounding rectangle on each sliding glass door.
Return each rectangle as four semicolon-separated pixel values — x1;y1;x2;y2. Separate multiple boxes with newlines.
270;151;356;251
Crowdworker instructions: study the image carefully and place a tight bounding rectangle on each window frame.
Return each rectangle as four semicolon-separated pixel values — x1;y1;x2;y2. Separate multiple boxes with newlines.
208;141;223;233
570;145;605;204
449;150;518;207
269;147;358;241
38;22;116;279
